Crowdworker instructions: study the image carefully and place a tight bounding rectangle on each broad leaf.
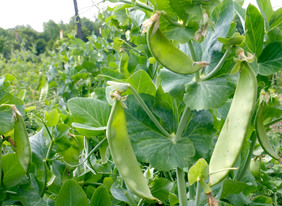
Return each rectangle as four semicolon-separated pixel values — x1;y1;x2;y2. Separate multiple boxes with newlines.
269;8;282;31
220;179;257;199
188;158;209;185
90;185;112;206
159;68;193;101
67;97;111;136
245;4;264;57
125;95;195;171
0;105;14;134
150;178;174;203
258;42;282;76
183;76;235;110
55;179;88;206
126;70;156;96
184;110;215;158
257;0;273;23
201;0;234;61
2;153;26;188
45;109;59;127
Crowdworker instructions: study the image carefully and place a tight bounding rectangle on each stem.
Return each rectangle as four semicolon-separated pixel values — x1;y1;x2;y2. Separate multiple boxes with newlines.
202;50;230;81
62;137;107;167
264;117;282;128
188;162;196;200
123;41;145;56
119;0;154;12
175;106;192;142
161;12;183;27
176;167;188;206
129;85;172;139
188;40;197;61
195;181;202;206
237;132;256;181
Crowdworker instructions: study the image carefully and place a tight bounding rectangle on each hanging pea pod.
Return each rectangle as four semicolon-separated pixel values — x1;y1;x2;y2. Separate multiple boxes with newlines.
256;102;281;161
106;93;160;203
13;107;32;173
209;62;257;186
146;13;197;75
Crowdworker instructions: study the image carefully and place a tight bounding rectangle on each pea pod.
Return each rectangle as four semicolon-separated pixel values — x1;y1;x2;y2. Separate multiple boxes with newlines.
106;97;159;202
250;157;261;179
13;108;31;173
256;102;281;161
209;62;257;186
0;139;2;186
147;19;196;74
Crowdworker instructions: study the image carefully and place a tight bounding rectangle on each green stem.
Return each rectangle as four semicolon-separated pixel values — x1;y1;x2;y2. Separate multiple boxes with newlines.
63;137;107;167
5;190;17;195
202;50;230;81
129;85;172;139
160;11;183;27
237;132;256;181
176;167;188;206
188;40;197;61
195;181;201;206
119;0;154;12
123;41;145;56
264;117;282;128
175;106;192;142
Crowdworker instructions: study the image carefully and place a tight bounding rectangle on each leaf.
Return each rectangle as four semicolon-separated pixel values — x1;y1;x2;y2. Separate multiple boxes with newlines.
45;109;59;127
125;95;195;171
184;110;215;158
269;8;282;31
258;42;282;76
245;4;264;57
55;179;88;206
161;23;197;43
150;178;174;203
257;0;273;23
90;185;112;206
67;97;111;136
17;175;47;206
220;179;257;199
169;0;192;22
201;0;234;61
110;179;135;205
159;68;193;101
126;70;156;96
188;158;209;185
2;153;26;188
183;76;235;110
0;105;14;134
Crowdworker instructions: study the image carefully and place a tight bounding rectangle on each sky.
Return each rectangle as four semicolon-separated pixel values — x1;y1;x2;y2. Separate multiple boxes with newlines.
0;0;281;32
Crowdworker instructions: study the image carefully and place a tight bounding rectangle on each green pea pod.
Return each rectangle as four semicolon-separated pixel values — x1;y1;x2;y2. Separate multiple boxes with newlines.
256;102;281;160
119;51;130;79
0;140;2;186
209;62;257;186
147;22;196;74
106;98;159;202
14;109;32;173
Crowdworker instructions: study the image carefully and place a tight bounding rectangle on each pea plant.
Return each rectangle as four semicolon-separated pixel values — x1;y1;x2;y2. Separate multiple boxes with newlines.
0;0;281;205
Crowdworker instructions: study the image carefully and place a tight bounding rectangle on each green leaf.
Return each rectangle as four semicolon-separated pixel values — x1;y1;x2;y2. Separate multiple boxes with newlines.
151;0;175;18
90;185;112;206
269;8;282;31
0;105;14;134
45;109;59;127
184;110;215;158
126;70;156;96
220;179;257;199
258;42;282;76
245;4;264;57
68;97;111;136
169;0;192;22
17;175;47;206
159;68;193;101
188;158;209;185
257;0;273;23
126;95;195;171
2;153;26;188
183;76;235;110
201;0;234;61
168;193;179;206
150;178;174;203
252;195;272;205
161;23;197;43
110;178;135;205
55;179;88;206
